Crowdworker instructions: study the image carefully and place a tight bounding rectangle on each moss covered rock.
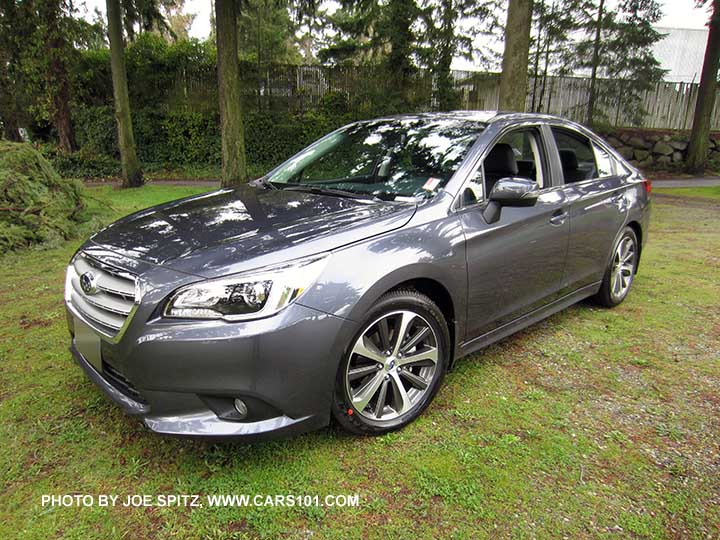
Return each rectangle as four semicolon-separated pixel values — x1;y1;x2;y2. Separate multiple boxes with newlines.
0;141;85;253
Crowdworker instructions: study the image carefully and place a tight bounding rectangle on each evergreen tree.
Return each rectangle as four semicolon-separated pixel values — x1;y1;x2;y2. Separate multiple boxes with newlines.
529;0;591;113
317;0;386;65
418;0;500;111
384;0;418;105
161;0;196;42
237;0;302;65
36;0;77;152
5;1;91;152
574;0;665;126
105;0;172;187
121;0;170;41
318;0;419;109
215;0;314;185
1;0;106;146
0;0;30;141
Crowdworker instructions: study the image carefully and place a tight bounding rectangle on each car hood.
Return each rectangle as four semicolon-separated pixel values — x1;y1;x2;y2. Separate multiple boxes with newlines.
89;185;416;279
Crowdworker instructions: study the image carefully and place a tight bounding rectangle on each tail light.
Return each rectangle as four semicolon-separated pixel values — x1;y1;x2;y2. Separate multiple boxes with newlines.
642;177;652;194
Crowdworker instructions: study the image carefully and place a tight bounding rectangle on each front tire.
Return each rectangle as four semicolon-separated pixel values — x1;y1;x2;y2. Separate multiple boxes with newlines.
331;290;449;435
594;226;639;307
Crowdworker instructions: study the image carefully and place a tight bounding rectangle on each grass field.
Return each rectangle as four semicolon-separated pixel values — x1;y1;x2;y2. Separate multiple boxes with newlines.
1;185;718;540
654;185;720;200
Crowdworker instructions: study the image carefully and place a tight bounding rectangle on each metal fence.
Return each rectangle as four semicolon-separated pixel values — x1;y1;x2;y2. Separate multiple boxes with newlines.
161;64;720;130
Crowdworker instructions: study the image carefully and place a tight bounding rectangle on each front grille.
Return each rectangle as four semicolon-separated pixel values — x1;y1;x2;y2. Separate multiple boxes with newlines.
102;359;146;403
66;253;138;338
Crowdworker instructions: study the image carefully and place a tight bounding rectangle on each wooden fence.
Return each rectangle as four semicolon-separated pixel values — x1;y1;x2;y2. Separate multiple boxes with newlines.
163;64;720;130
454;71;719;130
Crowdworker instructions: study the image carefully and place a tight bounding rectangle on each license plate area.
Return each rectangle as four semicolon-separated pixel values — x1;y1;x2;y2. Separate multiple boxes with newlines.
74;317;102;371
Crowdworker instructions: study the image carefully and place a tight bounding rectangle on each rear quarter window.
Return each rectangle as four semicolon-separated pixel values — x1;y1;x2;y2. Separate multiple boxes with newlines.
592;143;615;178
613;155;632;176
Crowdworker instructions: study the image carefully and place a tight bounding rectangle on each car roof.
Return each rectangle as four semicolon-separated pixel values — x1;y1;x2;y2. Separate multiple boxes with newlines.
365;110;581;128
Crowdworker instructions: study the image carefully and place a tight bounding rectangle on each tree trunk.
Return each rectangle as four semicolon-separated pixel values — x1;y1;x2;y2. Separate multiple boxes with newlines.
0;101;22;141
499;0;534;111
386;0;415;108
42;1;75;152
435;0;456;111
0;60;22;142
50;55;75;152
530;0;545;112
53;89;75;152
538;26;552;112
586;0;605;127
686;0;720;174
215;0;248;186
107;0;143;188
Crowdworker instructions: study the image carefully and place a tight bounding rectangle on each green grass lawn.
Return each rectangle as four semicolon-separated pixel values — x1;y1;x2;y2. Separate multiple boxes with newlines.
654;185;720;200
1;185;718;539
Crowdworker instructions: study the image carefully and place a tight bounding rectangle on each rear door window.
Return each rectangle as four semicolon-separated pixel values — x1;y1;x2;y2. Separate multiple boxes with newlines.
551;128;598;184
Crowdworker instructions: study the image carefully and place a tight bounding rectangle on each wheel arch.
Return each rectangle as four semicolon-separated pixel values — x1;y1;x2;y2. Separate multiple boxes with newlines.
384;277;458;367
626;220;643;269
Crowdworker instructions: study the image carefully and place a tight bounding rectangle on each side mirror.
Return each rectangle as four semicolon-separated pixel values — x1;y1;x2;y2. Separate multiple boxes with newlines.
482;177;539;224
488;177;540;207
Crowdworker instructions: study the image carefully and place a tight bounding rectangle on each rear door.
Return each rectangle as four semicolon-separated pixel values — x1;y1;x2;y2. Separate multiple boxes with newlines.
548;126;629;293
458;125;570;340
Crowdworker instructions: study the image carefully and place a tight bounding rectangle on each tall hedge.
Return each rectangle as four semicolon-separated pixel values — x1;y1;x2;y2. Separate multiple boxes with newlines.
56;92;355;178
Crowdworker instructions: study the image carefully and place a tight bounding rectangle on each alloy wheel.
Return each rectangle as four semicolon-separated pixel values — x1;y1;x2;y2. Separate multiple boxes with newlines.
345;310;440;421
610;235;636;300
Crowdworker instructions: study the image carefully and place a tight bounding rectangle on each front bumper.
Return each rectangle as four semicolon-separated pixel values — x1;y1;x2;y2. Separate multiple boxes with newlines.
67;302;354;440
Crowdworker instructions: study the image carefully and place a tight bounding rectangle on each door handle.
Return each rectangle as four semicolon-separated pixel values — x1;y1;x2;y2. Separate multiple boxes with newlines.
550;209;568;226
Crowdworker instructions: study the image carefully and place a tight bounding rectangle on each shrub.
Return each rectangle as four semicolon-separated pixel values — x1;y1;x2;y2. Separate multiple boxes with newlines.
46;145;121;179
73;105;118;156
0;142;86;253
159;109;221;165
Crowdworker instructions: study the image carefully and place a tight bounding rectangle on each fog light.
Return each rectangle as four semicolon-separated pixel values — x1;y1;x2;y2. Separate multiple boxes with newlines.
233;398;248;419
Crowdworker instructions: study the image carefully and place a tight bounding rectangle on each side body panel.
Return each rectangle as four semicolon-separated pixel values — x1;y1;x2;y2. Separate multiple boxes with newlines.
298;192;468;353
458;192;570;338
557;176;628;292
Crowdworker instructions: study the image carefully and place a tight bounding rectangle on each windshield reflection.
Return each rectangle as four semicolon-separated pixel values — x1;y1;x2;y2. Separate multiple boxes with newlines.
267;118;486;198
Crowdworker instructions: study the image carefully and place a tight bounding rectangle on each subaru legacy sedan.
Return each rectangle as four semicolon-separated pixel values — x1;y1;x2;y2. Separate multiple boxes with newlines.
65;112;650;439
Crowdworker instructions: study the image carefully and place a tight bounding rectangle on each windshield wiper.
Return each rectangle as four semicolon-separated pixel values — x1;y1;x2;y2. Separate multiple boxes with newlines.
253;177;279;190
282;185;379;201
311;175;378;185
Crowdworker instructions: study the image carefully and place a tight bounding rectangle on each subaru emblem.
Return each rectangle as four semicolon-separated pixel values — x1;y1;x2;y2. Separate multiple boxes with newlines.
80;271;98;295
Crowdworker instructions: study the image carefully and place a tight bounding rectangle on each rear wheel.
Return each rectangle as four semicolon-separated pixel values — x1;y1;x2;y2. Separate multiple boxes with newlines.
594;226;639;307
331;290;449;435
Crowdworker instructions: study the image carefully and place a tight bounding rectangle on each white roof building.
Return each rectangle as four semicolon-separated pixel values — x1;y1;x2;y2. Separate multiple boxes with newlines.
653;27;709;83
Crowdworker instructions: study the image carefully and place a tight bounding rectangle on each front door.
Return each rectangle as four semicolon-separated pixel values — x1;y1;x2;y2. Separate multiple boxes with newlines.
459;126;570;340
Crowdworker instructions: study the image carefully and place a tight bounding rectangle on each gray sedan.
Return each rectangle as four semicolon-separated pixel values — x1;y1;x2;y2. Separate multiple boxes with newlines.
65;112;651;438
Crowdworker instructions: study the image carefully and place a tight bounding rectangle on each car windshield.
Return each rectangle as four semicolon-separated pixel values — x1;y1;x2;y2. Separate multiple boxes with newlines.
265;118;485;198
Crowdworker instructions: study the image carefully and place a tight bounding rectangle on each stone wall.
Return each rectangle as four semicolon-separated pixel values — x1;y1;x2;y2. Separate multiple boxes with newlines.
601;129;720;171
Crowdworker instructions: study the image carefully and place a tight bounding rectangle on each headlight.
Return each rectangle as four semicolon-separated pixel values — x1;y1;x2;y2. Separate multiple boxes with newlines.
164;255;329;321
